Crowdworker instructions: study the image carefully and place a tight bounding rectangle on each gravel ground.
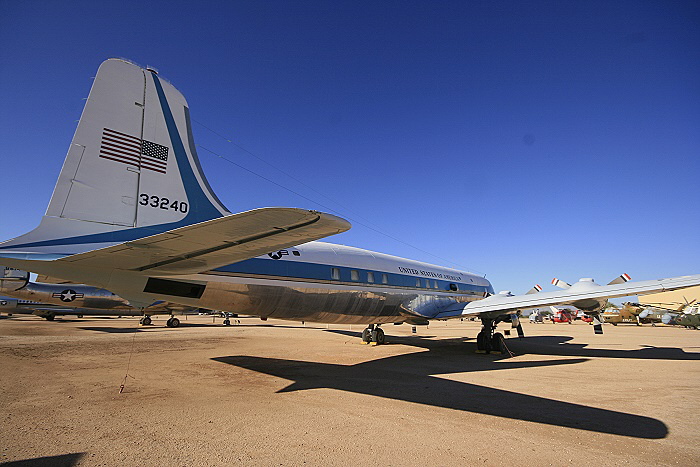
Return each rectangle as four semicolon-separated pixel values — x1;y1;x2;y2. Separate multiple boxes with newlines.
1;315;698;466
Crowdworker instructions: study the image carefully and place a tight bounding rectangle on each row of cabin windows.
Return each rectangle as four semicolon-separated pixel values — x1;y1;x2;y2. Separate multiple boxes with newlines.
331;268;388;284
330;267;459;291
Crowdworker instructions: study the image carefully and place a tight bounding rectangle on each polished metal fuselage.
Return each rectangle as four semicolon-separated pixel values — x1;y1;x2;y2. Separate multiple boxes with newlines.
167;241;493;325
192;277;479;324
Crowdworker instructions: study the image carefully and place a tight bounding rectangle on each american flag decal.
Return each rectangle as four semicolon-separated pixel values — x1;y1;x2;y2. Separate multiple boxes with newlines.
99;128;169;174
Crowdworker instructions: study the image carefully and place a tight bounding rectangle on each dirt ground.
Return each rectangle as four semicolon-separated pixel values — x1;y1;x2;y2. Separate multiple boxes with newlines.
0;314;698;466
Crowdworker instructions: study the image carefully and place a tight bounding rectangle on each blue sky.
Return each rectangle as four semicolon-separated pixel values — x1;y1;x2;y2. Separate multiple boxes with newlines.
1;0;698;295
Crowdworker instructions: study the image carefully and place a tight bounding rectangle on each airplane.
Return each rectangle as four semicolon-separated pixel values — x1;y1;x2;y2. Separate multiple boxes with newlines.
0;267;195;322
0;295;139;320
1;58;699;353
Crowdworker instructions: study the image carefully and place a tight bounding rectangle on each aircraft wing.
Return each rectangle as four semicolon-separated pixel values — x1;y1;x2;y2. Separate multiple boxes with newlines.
57;208;351;274
434;274;700;319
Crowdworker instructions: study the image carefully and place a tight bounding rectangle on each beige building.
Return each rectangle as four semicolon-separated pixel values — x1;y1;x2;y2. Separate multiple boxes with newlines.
638;285;700;309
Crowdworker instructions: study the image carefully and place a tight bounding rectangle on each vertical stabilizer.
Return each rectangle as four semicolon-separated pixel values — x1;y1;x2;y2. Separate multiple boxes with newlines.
0;59;229;256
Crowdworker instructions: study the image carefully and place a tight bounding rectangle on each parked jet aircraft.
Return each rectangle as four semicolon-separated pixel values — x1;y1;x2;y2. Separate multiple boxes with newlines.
1;58;699;352
0;267;193;322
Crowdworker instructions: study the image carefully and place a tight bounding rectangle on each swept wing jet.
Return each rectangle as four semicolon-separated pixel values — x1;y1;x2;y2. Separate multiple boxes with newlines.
1;59;699;353
0;267;194;322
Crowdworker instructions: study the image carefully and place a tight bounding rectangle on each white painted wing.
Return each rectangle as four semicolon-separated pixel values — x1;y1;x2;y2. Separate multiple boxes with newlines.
58;208;350;274
435;274;700;318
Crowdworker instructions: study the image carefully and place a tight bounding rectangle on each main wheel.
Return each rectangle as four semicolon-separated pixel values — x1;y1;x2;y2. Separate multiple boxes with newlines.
375;328;386;345
223;318;231;326
476;331;488;351
141;316;152;326
361;328;372;343
491;332;504;353
167;317;180;328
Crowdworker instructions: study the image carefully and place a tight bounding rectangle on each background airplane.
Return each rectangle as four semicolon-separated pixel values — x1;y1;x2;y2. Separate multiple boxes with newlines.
0;267;196;324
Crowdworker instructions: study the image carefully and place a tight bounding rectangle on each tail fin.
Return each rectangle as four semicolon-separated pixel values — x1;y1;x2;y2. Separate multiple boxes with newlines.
0;59;229;256
0;267;29;292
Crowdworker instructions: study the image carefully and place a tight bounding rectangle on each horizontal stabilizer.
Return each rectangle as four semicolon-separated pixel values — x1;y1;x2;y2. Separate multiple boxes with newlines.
57;208;350;274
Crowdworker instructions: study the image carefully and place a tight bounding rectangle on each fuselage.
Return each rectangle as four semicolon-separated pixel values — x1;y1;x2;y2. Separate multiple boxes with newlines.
0;241;493;325
170;241;493;325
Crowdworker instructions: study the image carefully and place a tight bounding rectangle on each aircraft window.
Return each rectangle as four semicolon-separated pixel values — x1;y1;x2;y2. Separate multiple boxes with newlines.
415;278;420;287
449;283;458;291
381;274;388;284
351;270;359;281
367;271;375;283
331;268;340;280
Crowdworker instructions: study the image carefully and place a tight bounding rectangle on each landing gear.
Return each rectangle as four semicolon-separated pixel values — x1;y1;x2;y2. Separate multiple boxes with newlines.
166;317;180;328
223;318;231;326
45;313;55;321
476;318;506;354
510;313;524;338
140;315;152;326
590;313;604;334
361;324;386;345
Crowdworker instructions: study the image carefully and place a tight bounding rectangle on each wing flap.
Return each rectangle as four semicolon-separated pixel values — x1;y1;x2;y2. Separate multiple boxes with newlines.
58;208;351;274
441;274;700;317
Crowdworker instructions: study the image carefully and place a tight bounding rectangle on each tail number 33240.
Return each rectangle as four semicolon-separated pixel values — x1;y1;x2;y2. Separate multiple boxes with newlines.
139;194;188;212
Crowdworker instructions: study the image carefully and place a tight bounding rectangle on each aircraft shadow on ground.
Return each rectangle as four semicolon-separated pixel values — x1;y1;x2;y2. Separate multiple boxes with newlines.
326;329;700;361
0;452;85;467
78;327;145;333
507;335;700;361
212;339;669;439
77;323;217;333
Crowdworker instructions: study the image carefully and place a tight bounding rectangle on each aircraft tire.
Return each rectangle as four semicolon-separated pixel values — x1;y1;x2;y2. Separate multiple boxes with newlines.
223;318;231;326
141;316;152;326
167;317;180;328
476;331;488;351
491;332;504;353
375;328;386;345
46;314;55;321
361;328;371;342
